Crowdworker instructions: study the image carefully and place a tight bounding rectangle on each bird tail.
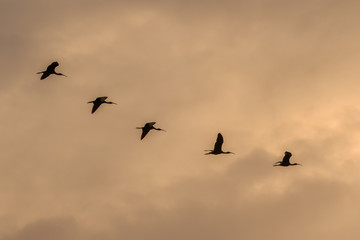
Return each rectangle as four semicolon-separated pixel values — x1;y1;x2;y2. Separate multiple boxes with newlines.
36;71;45;74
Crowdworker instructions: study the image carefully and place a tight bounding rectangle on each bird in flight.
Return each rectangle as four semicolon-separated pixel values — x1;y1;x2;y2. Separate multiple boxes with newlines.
205;133;234;155
273;151;301;166
37;61;67;80
136;122;165;140
88;96;117;114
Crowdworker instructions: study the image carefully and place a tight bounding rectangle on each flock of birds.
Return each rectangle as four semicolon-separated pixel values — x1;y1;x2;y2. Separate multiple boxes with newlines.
37;61;302;167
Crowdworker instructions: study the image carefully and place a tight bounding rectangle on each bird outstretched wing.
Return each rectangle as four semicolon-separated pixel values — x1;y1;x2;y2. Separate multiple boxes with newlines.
91;102;102;113
96;96;108;101
141;128;151;140
148;122;156;127
214;133;223;152
40;72;50;80
46;62;59;72
140;122;156;139
282;154;291;165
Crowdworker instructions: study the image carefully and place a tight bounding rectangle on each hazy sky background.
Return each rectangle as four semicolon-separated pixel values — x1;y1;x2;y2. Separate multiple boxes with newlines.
1;0;360;239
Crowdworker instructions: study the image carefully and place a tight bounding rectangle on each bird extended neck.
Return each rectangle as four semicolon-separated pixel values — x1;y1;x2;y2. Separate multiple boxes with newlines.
55;72;67;77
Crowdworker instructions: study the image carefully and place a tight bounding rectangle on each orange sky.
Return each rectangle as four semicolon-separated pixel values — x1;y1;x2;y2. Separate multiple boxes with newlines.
1;0;360;239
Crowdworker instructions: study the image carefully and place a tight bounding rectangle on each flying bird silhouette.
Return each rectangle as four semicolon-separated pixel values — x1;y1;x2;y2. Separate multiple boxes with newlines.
136;122;165;140
37;62;67;80
273;151;301;166
205;133;234;155
88;96;117;114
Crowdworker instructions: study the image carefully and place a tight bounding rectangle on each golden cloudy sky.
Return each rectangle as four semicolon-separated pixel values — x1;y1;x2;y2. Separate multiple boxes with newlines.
1;0;360;239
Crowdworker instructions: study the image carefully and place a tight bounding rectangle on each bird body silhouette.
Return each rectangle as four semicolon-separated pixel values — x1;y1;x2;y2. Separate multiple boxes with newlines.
273;151;301;166
88;96;117;114
37;62;67;80
136;122;165;140
205;133;234;155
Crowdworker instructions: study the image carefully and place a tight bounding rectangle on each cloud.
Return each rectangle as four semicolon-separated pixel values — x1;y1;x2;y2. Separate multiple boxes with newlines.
0;217;85;240
3;149;357;240
2;0;360;239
